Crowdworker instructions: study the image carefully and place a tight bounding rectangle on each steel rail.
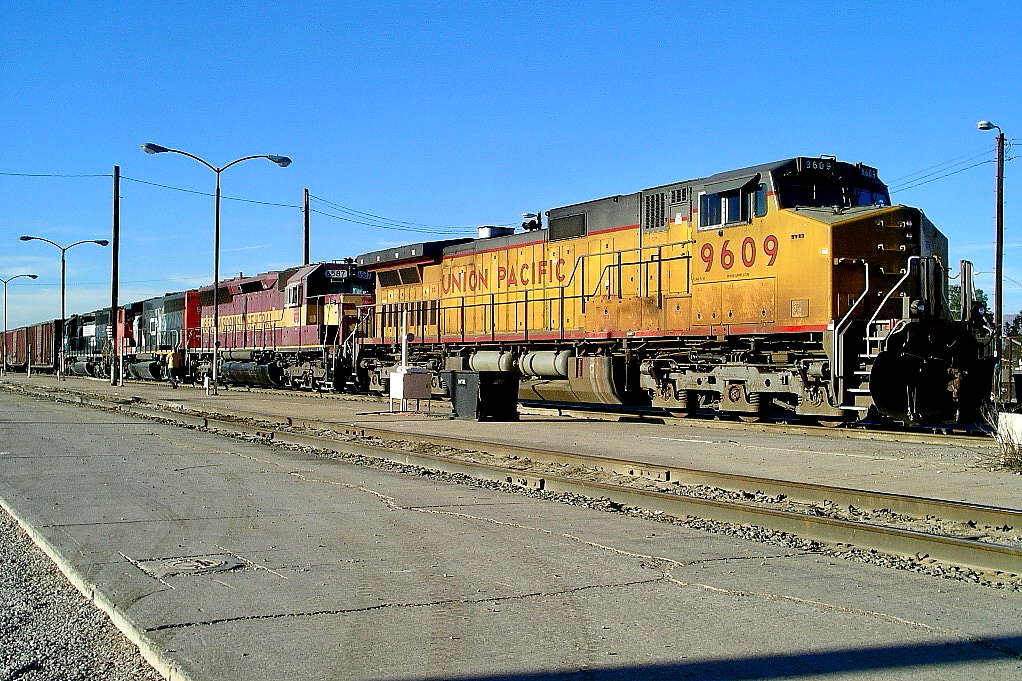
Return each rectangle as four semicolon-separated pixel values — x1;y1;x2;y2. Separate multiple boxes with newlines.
125;405;1022;577
149;400;1016;529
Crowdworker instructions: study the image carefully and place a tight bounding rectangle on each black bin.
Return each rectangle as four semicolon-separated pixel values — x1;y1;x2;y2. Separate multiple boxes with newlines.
441;370;519;421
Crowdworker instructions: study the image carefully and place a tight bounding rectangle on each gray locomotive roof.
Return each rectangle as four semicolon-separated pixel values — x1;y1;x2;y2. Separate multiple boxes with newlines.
356;239;472;269
441;229;555;257
360;157;884;265
642;158;792;195
545;159;796;216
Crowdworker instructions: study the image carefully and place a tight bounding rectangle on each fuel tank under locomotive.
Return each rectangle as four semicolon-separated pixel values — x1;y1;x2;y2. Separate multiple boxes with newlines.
127;361;164;381
869;321;994;423
220;362;285;388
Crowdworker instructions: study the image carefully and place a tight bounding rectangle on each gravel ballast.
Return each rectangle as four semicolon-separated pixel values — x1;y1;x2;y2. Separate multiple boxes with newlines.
0;506;162;681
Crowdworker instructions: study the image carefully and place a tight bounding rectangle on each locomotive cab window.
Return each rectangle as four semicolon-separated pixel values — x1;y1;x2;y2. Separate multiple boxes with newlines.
755;183;768;217
776;161;890;209
698;174;760;230
855;188;890;206
285;283;302;308
699;188;756;229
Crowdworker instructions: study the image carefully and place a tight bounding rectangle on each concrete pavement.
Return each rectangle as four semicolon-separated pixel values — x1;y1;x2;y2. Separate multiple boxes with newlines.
1;380;1021;679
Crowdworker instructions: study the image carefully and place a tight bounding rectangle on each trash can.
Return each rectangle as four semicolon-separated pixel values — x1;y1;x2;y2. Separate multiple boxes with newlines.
441;370;519;421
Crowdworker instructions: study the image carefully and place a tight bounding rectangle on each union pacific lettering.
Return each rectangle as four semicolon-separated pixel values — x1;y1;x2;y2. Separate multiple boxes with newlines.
440;259;567;294
441;268;489;294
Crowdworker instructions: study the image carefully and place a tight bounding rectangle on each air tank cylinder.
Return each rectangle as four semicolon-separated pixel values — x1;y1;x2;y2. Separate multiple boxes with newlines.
468;351;516;373
127;361;165;381
70;362;92;377
220;362;284;387
518;350;572;377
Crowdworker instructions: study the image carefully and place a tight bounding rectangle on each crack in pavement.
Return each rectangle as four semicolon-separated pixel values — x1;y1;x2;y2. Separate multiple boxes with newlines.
283;469;1022;659
143;576;665;632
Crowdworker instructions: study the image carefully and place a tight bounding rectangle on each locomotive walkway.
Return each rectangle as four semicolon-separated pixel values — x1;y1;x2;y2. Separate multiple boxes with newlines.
1;374;1021;680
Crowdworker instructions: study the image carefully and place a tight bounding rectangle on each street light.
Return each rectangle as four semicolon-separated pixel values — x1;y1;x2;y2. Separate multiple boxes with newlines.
2;273;39;376
141;143;292;394
978;120;1007;400
19;236;109;380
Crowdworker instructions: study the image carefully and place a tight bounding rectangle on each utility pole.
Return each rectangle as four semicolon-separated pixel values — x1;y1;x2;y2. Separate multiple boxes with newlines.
304;188;311;265
110;165;120;385
978;120;1007;400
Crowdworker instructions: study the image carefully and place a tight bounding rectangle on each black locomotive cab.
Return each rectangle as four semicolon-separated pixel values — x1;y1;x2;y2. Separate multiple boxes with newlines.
775;157;891;210
311;261;374;296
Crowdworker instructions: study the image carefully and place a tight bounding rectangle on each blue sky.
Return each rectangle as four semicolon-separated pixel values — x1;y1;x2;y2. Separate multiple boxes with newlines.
1;1;1019;329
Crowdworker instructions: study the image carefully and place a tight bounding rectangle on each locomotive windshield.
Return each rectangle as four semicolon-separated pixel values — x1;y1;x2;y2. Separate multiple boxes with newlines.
776;158;890;209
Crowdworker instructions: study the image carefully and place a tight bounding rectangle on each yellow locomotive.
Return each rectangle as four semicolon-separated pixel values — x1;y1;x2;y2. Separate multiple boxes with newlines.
354;156;991;424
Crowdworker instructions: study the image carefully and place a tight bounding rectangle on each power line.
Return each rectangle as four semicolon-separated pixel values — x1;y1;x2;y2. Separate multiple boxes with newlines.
119;175;302;209
0;172;111;178
309;193;483;232
308;208;472;235
889;160;995;192
888;140;1016;193
5;275;211;287
886;144;992;183
8;142;1016;237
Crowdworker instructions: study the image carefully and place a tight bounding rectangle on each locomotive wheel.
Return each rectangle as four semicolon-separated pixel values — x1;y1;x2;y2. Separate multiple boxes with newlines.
814;418;846;428
738;414;766;423
666;408;699;418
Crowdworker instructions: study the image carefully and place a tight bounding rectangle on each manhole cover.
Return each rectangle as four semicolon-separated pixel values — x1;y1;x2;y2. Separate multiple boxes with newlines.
136;554;244;578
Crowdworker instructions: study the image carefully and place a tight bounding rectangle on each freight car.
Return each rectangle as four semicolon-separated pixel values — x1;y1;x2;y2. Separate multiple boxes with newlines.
352;156;992;424
187;261;373;390
2;320;61;374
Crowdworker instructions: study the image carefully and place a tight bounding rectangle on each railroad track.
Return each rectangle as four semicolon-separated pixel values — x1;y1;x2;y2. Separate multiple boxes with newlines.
3;378;1020;582
108;378;994;447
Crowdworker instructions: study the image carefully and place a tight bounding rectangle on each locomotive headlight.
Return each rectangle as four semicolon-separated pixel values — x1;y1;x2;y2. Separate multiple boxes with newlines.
910;299;927;316
904;231;914;241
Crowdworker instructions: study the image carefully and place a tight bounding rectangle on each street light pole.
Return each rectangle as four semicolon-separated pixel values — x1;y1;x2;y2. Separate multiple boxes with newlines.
18;236;109;380
978;120;1007;400
2;273;39;376
141;143;292;395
